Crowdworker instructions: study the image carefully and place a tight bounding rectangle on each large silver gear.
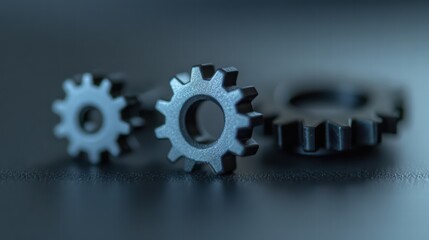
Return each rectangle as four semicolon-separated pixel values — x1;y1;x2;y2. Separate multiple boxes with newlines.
52;73;139;164
155;64;263;174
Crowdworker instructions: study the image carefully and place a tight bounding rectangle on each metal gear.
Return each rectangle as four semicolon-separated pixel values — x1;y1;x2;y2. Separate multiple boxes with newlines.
155;64;263;174
52;73;140;164
263;79;404;154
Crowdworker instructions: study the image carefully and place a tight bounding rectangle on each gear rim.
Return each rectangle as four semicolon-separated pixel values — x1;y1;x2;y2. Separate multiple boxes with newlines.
155;64;263;174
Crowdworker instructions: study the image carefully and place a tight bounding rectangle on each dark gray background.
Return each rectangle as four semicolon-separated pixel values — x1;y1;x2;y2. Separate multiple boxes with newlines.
1;1;429;239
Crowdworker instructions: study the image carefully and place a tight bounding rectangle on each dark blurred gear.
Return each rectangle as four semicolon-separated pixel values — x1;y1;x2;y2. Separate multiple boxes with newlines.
155;64;263;174
52;73;141;163
263;80;404;154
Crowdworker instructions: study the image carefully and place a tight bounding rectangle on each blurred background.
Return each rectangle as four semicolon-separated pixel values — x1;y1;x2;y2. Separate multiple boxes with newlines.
1;0;429;239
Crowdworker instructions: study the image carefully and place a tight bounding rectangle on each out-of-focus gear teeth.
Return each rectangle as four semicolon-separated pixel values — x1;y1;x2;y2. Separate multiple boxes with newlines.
155;64;262;174
108;143;120;156
352;119;381;145
54;124;68;138
326;121;352;151
114;98;127;109
263;81;404;154
379;115;400;133
87;150;99;164
52;72;142;163
63;79;76;94
67;143;80;157
52;100;65;115
100;79;112;92
295;121;324;152
119;123;131;135
82;73;93;86
183;158;197;173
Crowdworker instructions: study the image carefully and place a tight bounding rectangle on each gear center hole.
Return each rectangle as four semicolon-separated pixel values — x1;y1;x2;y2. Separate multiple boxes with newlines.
185;100;225;145
79;106;104;134
290;89;368;115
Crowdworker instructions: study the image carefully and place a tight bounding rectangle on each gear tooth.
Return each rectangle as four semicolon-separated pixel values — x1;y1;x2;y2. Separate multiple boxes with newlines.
100;79;112;92
230;139;259;156
236;112;262;128
87;150;101;164
236;114;251;128
175;72;191;84
244;139;260;155
352;119;381;146
212;67;238;87
155;100;170;115
54;124;67;138
274;120;299;150
108;143;121;157
129;116;145;129
190;64;215;81
183;158;197;173
237;112;264;128
155;126;168;139
377;113;400;133
326;121;352;151
330;118;351;127
247;112;264;126
114;97;127;110
230;88;245;103
209;157;236;175
300;123;325;152
63;79;76;94
230;141;245;155
67;143;80;157
52;100;66;114
119;122;131;135
167;147;182;163
233;86;259;102
82;73;94;86
169;77;185;93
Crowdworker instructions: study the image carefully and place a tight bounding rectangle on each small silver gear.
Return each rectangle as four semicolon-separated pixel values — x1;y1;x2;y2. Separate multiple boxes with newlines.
155;64;263;174
52;73;139;164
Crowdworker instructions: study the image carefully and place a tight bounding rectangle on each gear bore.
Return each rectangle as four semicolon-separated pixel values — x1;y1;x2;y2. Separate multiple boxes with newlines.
52;73;140;163
155;64;263;174
263;80;404;154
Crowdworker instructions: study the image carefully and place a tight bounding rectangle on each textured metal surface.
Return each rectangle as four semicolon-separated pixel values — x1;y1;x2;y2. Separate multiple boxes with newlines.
52;73;140;163
262;80;404;153
155;64;263;174
2;1;429;240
